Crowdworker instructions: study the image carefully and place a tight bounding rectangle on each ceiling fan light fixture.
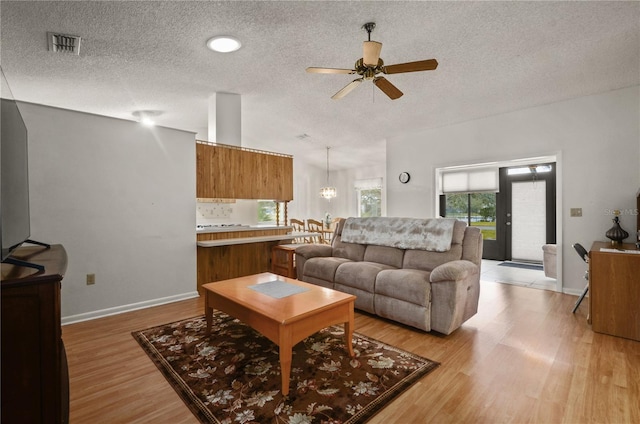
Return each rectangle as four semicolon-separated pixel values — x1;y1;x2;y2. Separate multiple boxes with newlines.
306;22;438;100
207;36;242;53
363;41;382;66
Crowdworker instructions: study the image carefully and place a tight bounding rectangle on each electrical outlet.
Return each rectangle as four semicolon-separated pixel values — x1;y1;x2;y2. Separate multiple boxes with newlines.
570;208;582;217
86;273;95;285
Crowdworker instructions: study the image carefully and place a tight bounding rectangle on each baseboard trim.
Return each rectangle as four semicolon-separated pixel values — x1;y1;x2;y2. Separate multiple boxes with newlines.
61;291;200;325
562;287;587;297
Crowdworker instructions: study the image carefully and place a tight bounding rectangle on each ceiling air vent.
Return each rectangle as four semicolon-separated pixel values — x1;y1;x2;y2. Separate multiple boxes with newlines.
47;32;81;55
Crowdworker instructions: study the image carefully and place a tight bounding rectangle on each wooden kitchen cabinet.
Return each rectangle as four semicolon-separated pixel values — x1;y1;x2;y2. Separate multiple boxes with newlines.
196;141;293;201
196;227;293;293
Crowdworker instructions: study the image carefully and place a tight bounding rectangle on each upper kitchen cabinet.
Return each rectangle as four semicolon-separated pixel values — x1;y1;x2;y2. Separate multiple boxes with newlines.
196;141;293;201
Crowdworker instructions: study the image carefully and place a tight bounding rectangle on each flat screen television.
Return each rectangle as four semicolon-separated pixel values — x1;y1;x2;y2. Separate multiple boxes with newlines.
1;69;32;262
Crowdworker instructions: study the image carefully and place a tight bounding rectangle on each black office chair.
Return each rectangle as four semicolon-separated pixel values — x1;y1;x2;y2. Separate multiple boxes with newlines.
572;243;589;313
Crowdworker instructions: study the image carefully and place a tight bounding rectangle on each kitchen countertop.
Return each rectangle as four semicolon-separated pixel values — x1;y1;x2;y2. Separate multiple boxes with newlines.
196;225;293;235
197;232;318;247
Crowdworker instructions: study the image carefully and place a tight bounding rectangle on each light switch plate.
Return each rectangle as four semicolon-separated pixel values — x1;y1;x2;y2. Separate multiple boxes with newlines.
570;208;582;217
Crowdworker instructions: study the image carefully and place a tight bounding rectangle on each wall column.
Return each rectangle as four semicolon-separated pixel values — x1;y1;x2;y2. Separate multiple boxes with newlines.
208;92;241;146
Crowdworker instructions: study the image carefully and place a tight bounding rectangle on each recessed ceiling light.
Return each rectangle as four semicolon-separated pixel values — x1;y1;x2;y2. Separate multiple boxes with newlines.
207;36;242;53
132;110;162;126
140;116;155;127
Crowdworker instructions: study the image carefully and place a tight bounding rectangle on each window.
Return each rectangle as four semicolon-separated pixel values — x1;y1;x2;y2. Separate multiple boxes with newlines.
257;200;276;224
443;192;497;240
439;165;498;240
507;164;553;176
355;178;383;218
358;188;382;217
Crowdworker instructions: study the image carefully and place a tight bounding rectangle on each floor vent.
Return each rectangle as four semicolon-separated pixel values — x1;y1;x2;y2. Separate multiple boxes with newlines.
47;32;81;55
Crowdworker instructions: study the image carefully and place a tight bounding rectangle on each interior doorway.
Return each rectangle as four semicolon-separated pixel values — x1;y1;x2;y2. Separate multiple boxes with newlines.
437;160;557;263
436;155;561;292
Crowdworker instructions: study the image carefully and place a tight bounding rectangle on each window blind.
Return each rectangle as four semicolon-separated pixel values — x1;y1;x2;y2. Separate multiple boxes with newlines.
354;177;383;190
441;168;498;193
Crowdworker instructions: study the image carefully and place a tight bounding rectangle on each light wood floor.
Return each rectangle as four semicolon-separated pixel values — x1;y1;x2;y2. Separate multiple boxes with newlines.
62;281;640;423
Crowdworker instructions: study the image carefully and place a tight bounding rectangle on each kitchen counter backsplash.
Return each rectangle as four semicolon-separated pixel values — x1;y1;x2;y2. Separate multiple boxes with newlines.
197;202;232;220
196;199;268;228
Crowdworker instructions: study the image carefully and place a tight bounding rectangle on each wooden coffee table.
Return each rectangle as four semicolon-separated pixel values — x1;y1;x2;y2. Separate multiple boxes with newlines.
202;272;355;396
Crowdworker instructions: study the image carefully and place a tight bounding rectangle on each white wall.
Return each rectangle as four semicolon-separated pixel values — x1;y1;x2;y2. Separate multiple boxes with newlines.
286;161;387;223
19;103;197;321
287;158;354;223
386;86;640;293
330;165;387;219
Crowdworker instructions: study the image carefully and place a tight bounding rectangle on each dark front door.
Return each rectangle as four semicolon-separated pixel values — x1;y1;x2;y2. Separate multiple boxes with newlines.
500;163;556;262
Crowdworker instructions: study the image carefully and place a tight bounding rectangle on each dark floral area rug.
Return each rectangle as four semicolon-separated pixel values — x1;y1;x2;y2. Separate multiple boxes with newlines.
132;312;439;424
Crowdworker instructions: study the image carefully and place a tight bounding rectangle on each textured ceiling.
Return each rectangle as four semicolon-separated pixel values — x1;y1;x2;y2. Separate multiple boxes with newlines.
1;1;639;170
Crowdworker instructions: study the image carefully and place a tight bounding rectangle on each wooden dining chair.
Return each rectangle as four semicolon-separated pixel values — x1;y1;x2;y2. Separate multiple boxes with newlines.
306;219;327;244
289;218;307;243
320;217;342;244
290;218;305;232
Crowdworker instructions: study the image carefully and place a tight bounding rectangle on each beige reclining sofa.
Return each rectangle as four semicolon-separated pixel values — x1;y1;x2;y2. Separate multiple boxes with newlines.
295;217;483;335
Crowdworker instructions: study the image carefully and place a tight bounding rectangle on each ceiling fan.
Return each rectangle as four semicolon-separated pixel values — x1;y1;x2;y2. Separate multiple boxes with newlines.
306;22;438;100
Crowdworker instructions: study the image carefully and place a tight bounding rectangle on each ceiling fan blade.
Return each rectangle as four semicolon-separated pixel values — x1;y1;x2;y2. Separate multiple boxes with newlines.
306;67;356;74
331;78;363;100
382;59;438;74
373;77;403;100
363;41;382;67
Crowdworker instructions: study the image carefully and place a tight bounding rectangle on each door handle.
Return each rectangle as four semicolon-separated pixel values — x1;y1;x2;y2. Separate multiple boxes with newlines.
506;222;511;226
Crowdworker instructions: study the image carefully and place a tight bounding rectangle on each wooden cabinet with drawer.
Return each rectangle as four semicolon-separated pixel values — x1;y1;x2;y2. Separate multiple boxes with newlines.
589;241;640;342
1;244;69;423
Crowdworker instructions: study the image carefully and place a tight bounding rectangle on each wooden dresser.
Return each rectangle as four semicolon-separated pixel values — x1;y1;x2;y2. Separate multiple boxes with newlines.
1;244;69;423
589;241;640;342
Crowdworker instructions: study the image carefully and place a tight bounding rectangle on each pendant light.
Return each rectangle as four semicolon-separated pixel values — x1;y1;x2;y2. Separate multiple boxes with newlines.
320;146;337;199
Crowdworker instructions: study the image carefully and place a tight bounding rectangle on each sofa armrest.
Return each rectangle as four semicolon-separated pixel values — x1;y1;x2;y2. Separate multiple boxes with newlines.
294;244;334;280
430;260;479;283
428;260;481;335
295;244;333;259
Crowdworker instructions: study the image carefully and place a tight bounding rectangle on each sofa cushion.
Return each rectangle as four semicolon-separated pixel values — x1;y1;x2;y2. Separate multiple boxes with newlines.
450;220;467;244
375;269;431;306
334;284;375;314
461;226;483;267
332;238;366;262
363;245;404;268
335;261;396;293
374;296;430;332
304;257;352;283
403;246;464;272
401;220;468;271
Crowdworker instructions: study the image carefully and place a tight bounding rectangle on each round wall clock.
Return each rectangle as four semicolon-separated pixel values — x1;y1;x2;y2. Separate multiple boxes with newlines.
399;172;411;184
